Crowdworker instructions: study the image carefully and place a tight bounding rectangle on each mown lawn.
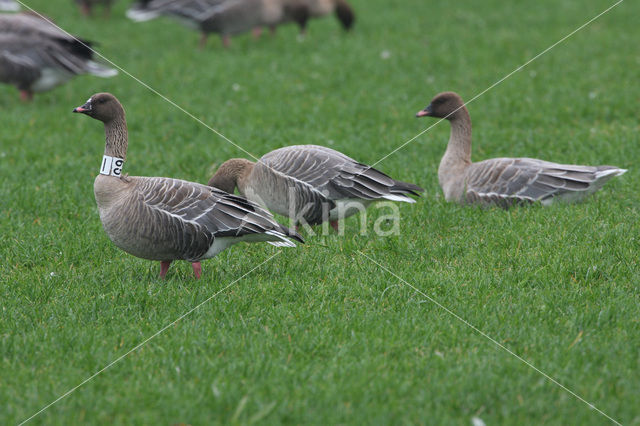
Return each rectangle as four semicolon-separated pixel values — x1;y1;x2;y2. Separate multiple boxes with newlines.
1;0;638;424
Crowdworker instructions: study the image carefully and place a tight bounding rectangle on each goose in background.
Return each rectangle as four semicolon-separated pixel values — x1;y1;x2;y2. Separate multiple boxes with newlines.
0;13;117;100
75;0;116;17
208;145;423;231
73;93;302;280
284;0;354;33
416;91;626;208
127;0;306;48
0;0;20;12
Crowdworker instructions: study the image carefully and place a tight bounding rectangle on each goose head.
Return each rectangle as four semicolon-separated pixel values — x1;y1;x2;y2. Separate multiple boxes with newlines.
416;92;466;120
208;158;255;195
73;92;124;123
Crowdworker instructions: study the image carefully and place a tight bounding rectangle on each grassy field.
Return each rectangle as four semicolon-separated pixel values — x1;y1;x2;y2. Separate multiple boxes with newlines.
1;0;639;424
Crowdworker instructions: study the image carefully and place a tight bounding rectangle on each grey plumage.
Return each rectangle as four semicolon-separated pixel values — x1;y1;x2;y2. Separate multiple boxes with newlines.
74;93;301;279
127;0;297;46
0;0;19;12
0;13;117;99
416;92;626;208
208;145;423;227
97;175;301;262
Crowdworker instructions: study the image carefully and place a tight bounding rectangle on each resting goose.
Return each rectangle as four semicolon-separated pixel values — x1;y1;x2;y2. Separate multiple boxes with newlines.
73;93;302;279
416;92;627;208
208;145;423;231
75;0;116;17
127;0;304;48
0;13;117;100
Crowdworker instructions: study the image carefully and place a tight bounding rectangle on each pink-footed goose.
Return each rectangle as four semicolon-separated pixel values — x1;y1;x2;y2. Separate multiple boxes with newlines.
0;13;117;101
127;0;306;48
73;93;302;280
284;0;354;33
208;145;423;231
416;92;626;208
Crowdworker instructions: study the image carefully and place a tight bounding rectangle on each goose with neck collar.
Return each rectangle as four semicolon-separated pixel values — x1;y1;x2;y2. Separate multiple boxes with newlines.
73;93;302;279
416;92;626;208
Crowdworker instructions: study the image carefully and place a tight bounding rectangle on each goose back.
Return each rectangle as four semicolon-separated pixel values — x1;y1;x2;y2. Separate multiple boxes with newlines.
463;158;626;208
95;174;300;262
0;13;116;94
127;0;225;26
244;145;423;224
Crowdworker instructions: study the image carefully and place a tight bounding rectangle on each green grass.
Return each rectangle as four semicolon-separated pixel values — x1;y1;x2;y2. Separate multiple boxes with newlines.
1;0;639;424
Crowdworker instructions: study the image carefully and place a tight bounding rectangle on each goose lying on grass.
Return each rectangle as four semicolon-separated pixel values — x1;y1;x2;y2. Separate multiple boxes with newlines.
0;13;117;100
416;91;626;208
208;145;423;231
73;93;302;279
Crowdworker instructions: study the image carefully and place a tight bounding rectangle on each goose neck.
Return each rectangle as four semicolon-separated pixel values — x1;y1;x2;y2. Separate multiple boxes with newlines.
103;116;128;160
444;110;472;164
209;158;255;194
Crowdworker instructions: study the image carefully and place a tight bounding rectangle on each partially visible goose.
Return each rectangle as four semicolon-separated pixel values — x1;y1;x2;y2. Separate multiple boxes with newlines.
0;13;117;100
286;0;354;33
0;0;20;12
416;92;626;208
127;0;304;48
73;93;302;279
208;145;423;231
75;0;116;17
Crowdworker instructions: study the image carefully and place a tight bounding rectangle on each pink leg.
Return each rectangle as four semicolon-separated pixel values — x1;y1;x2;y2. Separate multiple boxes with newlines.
330;220;339;232
159;260;172;279
221;35;231;48
251;27;263;39
191;262;202;279
199;32;208;49
20;90;33;102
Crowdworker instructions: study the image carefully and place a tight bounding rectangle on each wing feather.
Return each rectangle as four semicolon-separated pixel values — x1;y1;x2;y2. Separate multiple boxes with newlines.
261;145;423;202
465;158;625;207
136;177;299;260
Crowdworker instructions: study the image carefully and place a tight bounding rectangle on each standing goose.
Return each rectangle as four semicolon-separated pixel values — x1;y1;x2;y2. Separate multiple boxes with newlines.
0;13;117;101
127;0;305;48
416;92;626;208
284;0;354;33
208;145;423;231
73;93;302;279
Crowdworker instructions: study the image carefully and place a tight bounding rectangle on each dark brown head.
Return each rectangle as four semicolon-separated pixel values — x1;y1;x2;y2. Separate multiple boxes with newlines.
416;92;466;120
73;92;125;123
208;158;255;195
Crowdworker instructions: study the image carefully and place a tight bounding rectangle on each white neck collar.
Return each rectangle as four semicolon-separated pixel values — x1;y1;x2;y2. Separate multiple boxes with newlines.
100;155;124;177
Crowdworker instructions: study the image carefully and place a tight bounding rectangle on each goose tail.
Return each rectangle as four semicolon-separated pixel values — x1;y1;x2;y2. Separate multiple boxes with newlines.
389;180;425;200
265;228;304;248
590;166;626;192
85;60;118;78
126;6;160;22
